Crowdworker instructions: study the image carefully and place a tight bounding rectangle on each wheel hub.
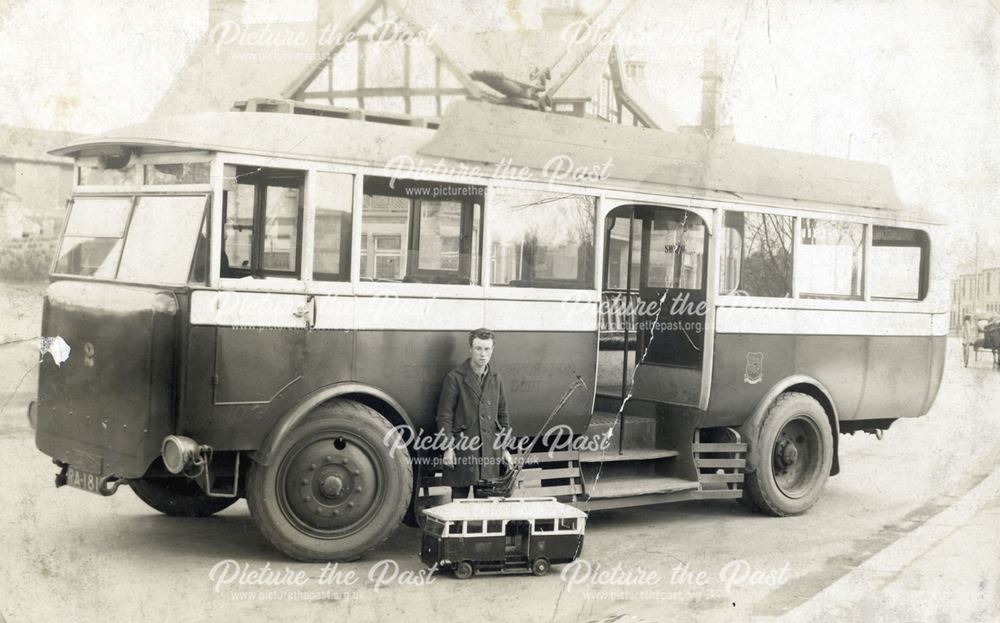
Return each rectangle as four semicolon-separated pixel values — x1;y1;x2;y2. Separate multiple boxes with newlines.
776;438;799;468
281;436;380;534
771;417;822;499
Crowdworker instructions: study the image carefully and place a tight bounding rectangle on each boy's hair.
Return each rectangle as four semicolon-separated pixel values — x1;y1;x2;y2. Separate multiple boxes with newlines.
469;328;495;346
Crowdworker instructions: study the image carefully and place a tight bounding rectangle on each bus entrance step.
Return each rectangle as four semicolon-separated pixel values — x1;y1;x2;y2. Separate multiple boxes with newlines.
583;475;700;499
578;448;679;463
581;411;657;451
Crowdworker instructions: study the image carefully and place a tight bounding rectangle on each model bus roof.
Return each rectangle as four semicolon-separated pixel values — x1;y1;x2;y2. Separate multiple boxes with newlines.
52;101;910;216
422;497;587;522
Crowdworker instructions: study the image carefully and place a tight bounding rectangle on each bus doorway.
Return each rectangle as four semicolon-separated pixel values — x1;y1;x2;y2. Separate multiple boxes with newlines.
600;205;710;409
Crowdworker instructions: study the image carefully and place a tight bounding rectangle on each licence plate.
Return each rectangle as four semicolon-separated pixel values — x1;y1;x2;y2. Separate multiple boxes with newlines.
66;467;103;494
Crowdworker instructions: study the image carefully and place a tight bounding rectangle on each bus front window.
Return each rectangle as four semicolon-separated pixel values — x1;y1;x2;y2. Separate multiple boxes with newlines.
54;196;131;278
117;195;208;284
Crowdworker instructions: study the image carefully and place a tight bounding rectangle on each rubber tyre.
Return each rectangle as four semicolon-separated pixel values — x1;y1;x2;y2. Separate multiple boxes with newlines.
130;477;238;518
743;392;833;517
247;400;412;562
455;561;474;579
532;558;550;576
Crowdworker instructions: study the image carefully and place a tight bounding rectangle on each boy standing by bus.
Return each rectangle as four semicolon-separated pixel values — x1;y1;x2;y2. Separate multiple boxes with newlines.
437;328;514;499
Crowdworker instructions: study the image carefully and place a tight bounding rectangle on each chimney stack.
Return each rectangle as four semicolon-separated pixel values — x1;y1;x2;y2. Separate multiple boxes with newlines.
699;45;722;136
209;0;246;31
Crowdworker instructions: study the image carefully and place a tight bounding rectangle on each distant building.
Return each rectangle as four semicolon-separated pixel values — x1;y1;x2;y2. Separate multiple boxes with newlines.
0;125;79;240
951;267;1000;332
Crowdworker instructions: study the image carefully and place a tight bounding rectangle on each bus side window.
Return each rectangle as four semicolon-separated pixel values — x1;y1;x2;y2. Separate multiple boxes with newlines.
534;519;555;532
466;520;484;535
489;188;596;290
870;226;929;300
720;211;793;297
486;520;502;534
558;518;577;531
313;172;354;282
448;521;463;535
360;176;484;285
797;219;864;300
222;165;305;279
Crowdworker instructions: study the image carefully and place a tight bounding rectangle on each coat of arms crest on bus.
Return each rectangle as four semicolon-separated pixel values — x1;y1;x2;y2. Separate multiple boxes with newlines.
744;352;764;384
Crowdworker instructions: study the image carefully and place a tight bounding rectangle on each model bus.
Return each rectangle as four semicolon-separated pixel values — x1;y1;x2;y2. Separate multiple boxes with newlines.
421;497;586;578
31;99;947;561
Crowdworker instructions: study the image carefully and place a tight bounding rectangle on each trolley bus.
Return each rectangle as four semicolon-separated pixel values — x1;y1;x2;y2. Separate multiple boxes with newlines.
32;100;947;561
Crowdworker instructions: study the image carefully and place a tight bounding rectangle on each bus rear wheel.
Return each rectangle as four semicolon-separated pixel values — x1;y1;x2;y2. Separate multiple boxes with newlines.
247;400;412;562
743;392;833;517
130;476;239;518
532;558;551;576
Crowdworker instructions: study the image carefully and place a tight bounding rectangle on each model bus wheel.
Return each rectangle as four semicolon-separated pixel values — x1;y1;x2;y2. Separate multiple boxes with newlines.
454;561;474;579
130;477;239;518
247;400;412;562
531;558;551;576
744;392;833;517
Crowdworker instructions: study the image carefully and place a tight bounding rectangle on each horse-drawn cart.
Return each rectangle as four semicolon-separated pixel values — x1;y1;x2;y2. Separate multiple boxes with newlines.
962;313;1000;367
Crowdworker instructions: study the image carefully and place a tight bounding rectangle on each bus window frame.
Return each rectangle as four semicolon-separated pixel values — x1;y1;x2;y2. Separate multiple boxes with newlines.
51;191;211;288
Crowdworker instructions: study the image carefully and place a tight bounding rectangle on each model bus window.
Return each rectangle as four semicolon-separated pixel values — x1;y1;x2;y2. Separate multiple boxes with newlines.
448;521;463;535
489;188;596;290
720;211;793;297
118;195;208;284
466;520;484;535
222;166;305;278
558;518;577;531
534;519;555;532
53;196;132;278
486;520;502;534
313;172;354;281
359;176;483;284
425;518;446;537
870;226;929;300
797;219;864;299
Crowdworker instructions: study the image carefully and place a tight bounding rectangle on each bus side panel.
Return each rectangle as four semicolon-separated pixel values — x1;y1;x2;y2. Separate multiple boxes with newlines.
530;534;583;565
181;326;354;450
704;333;867;427
921;335;947;415
854;335;933;421
353;330;597;436
439;536;504;566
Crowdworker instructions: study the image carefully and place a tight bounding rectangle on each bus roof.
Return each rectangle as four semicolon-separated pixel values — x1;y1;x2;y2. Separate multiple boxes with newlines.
423;496;587;522
52;101;911;218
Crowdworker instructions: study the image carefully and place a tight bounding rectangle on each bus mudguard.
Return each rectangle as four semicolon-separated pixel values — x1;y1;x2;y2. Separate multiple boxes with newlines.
252;382;415;467
741;375;841;477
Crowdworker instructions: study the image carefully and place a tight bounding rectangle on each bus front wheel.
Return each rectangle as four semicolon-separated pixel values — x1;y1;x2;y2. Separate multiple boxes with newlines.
454;561;474;579
743;392;833;517
247;400;412;562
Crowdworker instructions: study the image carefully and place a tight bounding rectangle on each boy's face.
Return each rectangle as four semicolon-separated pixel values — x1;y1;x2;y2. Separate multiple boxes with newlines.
469;337;494;369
